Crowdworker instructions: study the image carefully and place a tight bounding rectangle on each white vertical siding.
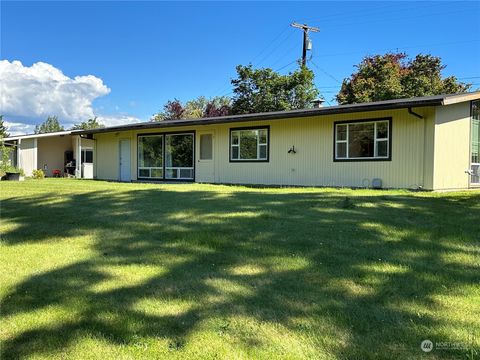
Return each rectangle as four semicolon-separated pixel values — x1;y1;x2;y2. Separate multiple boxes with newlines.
19;138;37;176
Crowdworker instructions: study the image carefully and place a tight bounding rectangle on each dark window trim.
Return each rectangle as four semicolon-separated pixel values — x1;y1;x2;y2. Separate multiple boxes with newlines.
229;125;270;163
137;130;196;182
333;117;392;162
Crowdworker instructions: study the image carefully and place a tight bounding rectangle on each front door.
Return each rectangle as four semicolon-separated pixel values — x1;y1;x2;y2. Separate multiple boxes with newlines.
119;139;131;182
196;131;215;182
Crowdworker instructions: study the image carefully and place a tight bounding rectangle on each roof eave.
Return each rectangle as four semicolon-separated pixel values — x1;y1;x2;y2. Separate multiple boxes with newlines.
80;98;446;135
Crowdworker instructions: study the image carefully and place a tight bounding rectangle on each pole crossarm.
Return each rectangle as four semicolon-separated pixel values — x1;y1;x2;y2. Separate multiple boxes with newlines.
290;23;320;32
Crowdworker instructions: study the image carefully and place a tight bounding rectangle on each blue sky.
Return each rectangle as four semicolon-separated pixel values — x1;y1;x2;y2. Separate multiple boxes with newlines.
1;1;479;134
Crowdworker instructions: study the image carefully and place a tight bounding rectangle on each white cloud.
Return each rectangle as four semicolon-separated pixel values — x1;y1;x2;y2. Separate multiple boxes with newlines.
0;60;111;121
4;121;36;136
96;115;143;127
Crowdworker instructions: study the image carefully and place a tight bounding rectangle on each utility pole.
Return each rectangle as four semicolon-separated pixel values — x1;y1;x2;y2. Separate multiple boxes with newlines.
290;23;320;67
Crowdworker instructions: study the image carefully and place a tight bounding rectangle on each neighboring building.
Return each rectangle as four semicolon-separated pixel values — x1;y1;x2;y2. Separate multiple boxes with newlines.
4;92;480;190
3;130;94;178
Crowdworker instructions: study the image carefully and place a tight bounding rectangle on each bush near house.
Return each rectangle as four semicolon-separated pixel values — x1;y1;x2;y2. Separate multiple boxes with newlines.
0;180;478;359
32;169;45;179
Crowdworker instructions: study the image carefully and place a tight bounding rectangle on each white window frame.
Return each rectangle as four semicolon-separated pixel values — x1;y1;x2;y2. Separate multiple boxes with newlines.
137;135;164;179
81;148;94;164
230;127;269;162
334;119;391;161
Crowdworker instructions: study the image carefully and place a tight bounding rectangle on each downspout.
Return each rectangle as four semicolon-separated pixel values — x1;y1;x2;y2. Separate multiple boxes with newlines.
408;107;424;119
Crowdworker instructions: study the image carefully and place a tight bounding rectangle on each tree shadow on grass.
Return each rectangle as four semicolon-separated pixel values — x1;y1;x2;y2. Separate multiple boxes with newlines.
1;186;479;359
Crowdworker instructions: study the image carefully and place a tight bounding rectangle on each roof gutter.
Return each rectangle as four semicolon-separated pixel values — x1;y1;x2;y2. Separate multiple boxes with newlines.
79;99;444;135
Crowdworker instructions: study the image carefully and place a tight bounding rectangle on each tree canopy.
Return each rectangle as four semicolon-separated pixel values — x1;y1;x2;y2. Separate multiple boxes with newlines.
0;115;9;138
71;117;105;130
336;53;471;104
34;116;64;134
231;64;319;114
152;96;231;121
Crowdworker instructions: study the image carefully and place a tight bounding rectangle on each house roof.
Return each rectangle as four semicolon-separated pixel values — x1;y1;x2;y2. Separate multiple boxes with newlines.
4;91;479;140
4;130;80;141
79;91;480;135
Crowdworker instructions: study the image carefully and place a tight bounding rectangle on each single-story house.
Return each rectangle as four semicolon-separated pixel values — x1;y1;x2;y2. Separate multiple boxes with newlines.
3;130;94;178
5;92;480;190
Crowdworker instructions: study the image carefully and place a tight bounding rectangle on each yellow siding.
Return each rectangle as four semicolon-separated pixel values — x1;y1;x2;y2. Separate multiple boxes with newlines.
94;131;136;180
433;102;471;190
37;135;72;176
94;107;436;189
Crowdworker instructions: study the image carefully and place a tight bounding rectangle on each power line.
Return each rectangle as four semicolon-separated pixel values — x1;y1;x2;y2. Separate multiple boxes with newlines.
275;60;298;73
310;60;342;84
255;28;296;67
319;39;480;58
249;25;291;66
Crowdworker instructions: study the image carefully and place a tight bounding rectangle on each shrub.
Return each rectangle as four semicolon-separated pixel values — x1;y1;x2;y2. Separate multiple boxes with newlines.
0;165;24;179
32;169;45;179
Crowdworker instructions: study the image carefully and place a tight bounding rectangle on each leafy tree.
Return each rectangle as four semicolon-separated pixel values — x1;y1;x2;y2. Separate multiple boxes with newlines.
0;115;10;138
231;64;319;114
152;96;232;121
71;117;105;130
184;96;209;119
34;116;64;134
152;99;185;121
337;53;471;104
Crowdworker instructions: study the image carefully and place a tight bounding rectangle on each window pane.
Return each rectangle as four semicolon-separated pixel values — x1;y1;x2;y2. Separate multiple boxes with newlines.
231;132;239;145
85;150;93;163
348;123;374;158
165;168;177;179
376;121;388;139
259;129;267;144
337;142;347;158
151;168;163;178
232;146;239;159
200;134;213;160
472;119;479;163
259;144;267;159
165;134;193;167
180;168;193;178
337;125;347;141
376;140;388;157
239;130;258;159
138;168;150;178
139;136;163;167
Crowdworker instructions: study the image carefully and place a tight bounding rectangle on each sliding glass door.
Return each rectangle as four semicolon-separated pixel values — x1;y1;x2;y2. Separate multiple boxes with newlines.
165;134;194;179
471;100;480;185
138;132;194;181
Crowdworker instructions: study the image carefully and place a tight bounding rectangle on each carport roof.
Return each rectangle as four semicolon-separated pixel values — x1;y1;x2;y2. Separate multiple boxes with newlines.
3;130;80;141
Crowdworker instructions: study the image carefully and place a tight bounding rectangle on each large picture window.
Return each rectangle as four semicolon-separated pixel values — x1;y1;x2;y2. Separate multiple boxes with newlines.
165;134;194;179
138;135;164;179
230;127;269;162
334;118;391;161
138;132;194;180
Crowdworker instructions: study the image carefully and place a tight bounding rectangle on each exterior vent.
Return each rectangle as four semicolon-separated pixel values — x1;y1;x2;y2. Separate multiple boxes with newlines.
371;178;382;189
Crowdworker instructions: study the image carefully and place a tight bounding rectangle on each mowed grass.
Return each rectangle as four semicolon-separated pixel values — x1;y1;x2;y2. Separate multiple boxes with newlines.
0;179;479;360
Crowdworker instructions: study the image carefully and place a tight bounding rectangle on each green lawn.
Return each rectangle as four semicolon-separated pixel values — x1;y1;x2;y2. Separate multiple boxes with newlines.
0;179;479;359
